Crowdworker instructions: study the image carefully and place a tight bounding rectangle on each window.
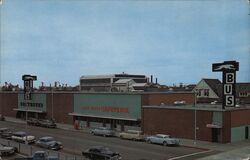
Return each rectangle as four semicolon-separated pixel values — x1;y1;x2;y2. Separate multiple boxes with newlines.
204;89;209;97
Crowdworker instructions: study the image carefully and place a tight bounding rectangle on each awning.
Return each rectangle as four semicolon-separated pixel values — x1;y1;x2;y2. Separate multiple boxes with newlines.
206;123;222;128
68;113;139;121
13;108;45;113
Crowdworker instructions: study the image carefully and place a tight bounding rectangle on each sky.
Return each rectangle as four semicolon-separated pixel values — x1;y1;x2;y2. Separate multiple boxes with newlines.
0;0;249;87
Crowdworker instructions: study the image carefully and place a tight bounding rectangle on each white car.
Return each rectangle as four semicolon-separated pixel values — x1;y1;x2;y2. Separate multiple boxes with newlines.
145;134;180;146
119;130;145;141
11;131;36;144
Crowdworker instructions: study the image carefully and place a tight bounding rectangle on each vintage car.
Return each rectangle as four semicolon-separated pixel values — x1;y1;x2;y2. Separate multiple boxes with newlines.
82;146;122;160
145;134;180;146
0;144;16;156
27;118;40;126
119;130;145;141
14;151;59;160
0;128;12;139
11;131;36;144
90;127;115;137
38;119;57;128
36;136;62;150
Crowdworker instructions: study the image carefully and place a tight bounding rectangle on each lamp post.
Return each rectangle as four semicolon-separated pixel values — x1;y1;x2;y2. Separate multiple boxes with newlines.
194;91;197;145
51;87;54;120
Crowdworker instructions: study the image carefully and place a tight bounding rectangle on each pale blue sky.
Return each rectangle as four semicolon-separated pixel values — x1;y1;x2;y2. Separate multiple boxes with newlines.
0;0;249;87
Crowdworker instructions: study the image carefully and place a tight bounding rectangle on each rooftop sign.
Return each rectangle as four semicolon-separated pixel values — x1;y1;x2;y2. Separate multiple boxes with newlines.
212;61;239;109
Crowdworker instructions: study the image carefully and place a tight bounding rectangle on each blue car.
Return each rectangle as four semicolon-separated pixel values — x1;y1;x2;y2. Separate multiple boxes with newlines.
90;127;115;137
36;136;62;150
145;134;180;146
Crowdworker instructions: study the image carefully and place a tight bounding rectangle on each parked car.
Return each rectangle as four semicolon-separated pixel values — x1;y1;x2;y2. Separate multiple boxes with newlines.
0;144;16;156
36;136;62;150
90;127;115;137
145;134;180;146
37;119;56;128
82;146;122;160
119;130;145;141
0;128;12;139
14;150;59;160
11;131;36;144
0;115;5;121
27;118;39;126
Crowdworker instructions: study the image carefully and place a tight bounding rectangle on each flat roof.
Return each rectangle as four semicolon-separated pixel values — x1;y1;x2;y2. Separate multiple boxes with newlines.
142;104;250;112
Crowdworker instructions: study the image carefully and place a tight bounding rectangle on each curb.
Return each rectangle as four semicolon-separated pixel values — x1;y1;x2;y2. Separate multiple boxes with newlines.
180;145;209;151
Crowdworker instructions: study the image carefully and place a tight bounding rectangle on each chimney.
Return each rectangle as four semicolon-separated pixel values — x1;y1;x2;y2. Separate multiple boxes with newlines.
155;78;158;84
41;82;44;87
54;82;57;87
150;75;153;83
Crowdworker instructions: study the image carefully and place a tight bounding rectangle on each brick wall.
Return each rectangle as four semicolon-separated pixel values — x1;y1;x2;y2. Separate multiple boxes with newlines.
142;92;195;106
0;92;18;117
46;93;73;124
142;107;213;141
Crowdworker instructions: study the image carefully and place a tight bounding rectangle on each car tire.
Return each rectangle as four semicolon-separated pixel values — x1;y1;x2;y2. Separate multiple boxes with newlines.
103;134;106;137
91;132;94;135
163;141;168;146
147;139;151;144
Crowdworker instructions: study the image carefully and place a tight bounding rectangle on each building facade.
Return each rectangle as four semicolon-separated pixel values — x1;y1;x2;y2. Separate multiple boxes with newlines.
1;91;250;143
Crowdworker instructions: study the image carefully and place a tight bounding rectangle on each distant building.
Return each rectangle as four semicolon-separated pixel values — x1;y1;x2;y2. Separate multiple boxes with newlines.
80;73;148;92
193;78;250;104
193;78;222;103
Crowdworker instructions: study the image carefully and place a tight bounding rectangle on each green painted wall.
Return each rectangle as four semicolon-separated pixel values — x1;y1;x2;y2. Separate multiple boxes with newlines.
74;94;141;120
249;125;250;139
18;93;46;112
212;111;222;125
231;126;245;142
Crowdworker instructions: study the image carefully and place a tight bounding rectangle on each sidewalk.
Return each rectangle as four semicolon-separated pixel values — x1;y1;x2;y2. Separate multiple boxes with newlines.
3;116;250;159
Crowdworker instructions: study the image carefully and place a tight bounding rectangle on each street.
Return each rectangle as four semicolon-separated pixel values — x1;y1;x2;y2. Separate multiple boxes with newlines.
0;121;216;160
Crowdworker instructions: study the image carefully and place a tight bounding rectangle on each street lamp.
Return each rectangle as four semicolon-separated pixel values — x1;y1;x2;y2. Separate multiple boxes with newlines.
194;91;197;145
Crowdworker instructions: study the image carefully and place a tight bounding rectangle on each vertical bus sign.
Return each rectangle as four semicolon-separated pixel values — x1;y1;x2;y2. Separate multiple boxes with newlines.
212;61;239;109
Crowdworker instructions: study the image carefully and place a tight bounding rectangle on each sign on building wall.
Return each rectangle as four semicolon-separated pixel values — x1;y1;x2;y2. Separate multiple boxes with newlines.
22;74;37;100
74;94;141;120
212;61;239;109
18;93;46;112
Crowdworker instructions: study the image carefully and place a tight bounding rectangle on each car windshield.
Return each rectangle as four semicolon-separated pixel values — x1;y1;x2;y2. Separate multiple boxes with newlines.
41;137;54;142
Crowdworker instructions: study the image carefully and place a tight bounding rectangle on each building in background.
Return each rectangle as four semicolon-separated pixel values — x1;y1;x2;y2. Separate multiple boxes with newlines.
79;73;148;92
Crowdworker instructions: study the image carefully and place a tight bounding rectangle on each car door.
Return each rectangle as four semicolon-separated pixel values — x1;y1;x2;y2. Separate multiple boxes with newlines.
155;136;162;144
91;149;105;160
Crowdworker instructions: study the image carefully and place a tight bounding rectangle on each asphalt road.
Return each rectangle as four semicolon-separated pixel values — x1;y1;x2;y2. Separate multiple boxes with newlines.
0;121;215;160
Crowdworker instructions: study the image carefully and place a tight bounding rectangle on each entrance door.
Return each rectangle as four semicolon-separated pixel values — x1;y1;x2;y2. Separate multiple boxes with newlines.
212;128;219;142
245;126;249;139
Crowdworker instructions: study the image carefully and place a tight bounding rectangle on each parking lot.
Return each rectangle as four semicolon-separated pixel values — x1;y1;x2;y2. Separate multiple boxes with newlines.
0;120;216;160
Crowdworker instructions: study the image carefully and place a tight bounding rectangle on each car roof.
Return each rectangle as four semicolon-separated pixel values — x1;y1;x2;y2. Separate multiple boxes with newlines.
40;136;54;140
90;146;109;150
156;134;170;137
14;131;27;135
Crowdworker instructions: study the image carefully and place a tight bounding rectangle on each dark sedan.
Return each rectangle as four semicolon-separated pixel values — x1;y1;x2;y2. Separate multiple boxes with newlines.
36;136;62;150
82;146;122;160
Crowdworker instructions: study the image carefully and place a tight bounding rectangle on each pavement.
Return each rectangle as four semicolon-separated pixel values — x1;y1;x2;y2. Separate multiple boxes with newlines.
2;116;250;160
